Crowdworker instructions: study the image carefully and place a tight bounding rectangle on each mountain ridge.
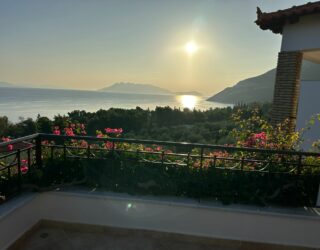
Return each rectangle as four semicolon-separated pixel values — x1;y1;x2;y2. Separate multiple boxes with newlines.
207;61;320;104
99;82;172;95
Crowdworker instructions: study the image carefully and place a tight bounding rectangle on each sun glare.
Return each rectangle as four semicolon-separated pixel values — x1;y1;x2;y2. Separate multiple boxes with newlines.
184;41;199;55
178;95;198;110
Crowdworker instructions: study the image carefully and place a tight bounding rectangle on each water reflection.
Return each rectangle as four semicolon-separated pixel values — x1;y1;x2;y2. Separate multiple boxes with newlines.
177;95;199;110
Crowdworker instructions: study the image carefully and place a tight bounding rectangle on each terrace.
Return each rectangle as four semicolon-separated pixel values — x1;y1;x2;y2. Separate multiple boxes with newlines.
1;133;320;249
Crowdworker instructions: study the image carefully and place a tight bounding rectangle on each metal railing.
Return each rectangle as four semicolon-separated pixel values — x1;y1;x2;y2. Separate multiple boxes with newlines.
39;133;320;172
1;133;320;205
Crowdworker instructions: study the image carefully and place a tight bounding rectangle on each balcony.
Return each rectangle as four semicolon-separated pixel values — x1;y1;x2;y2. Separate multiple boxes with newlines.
1;134;320;249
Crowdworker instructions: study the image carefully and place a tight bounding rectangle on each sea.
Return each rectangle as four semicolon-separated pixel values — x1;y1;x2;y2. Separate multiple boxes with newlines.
0;87;231;122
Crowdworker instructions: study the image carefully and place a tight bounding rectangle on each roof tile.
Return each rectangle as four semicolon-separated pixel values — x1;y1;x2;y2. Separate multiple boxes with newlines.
256;1;320;34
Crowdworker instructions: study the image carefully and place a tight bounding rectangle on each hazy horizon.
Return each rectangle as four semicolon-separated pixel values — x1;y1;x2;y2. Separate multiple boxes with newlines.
0;0;310;95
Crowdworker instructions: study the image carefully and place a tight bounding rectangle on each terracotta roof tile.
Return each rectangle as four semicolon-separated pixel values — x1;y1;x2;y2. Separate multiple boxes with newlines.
256;1;320;34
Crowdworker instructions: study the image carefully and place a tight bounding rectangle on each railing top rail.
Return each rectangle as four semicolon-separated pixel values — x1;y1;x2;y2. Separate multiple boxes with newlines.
38;133;320;157
1;133;319;157
0;133;39;147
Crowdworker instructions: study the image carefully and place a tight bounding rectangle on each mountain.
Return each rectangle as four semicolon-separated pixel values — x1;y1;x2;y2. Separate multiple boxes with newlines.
0;82;15;88
175;91;202;96
99;82;172;95
207;61;320;104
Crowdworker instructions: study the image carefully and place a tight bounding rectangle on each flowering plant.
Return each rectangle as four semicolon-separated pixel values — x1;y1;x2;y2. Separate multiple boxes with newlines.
1;137;13;151
231;108;300;150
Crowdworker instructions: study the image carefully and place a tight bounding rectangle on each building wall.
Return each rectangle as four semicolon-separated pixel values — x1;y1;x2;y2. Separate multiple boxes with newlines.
281;13;320;52
296;80;320;150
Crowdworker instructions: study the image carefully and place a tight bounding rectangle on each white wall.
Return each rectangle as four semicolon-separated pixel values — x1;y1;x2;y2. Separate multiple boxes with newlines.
0;194;41;250
1;191;320;249
281;14;320;52
296;80;320;150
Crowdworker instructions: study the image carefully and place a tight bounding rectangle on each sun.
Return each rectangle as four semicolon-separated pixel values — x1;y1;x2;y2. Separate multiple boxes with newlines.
184;41;199;55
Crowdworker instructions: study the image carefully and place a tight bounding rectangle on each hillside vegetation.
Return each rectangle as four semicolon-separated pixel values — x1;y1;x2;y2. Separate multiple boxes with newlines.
0;104;271;144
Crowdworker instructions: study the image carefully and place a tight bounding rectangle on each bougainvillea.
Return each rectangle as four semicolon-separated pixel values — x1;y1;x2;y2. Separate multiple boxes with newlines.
231;108;300;150
105;128;123;134
53;126;61;135
20;159;28;174
1;137;13;151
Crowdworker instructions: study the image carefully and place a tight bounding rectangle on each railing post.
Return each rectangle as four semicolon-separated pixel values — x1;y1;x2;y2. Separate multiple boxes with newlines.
161;151;165;166
200;147;204;169
27;148;31;170
241;157;244;171
7;164;11;183
50;146;54;159
35;136;42;169
186;152;190;168
17;149;22;192
213;155;217;168
87;143;91;159
297;154;302;175
63;144;67;161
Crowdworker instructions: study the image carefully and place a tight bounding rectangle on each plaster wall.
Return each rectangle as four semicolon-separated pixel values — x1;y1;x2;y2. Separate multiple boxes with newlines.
281;14;320;52
296;80;320;150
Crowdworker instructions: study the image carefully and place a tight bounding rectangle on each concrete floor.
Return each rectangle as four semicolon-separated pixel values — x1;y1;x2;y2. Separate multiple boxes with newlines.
9;221;313;250
11;223;240;250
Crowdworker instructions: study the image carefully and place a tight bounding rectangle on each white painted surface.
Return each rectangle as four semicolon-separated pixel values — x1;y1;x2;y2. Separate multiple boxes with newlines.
296;81;320;150
1;191;320;249
0;194;40;250
281;14;320;54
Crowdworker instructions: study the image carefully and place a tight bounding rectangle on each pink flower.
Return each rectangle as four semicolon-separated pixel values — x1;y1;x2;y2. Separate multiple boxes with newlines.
156;146;162;151
145;147;153;152
70;123;76;129
21;166;28;174
104;128;123;134
209;151;229;158
2;137;13;151
64;128;75;136
81;130;87;135
96;133;103;138
105;141;114;149
42;140;49;145
21;159;28;174
105;128;112;133
244;132;267;148
2;137;10;142
253;132;267;141
80;140;88;148
53;129;61;135
80;124;85;129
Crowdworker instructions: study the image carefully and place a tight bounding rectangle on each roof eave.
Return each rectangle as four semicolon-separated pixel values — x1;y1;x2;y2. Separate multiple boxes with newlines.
255;1;320;34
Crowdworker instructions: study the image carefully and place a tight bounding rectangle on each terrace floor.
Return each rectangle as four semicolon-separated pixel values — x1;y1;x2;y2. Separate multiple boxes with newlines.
4;190;320;250
10;220;317;250
11;221;241;250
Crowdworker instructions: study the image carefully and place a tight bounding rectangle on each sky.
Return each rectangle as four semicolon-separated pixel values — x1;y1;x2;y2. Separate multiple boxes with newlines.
0;0;311;95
